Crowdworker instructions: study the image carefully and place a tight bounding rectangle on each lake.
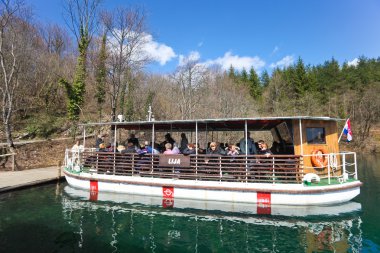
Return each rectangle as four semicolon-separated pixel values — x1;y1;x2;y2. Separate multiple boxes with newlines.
0;155;379;252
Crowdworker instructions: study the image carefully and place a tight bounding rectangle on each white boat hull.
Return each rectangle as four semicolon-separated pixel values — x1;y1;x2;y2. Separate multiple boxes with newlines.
64;169;361;206
64;185;362;217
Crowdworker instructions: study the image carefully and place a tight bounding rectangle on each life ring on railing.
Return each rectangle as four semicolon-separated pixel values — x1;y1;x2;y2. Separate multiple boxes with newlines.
310;148;329;169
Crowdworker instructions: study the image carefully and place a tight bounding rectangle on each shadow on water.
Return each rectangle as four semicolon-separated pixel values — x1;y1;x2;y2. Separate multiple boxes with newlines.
0;155;379;252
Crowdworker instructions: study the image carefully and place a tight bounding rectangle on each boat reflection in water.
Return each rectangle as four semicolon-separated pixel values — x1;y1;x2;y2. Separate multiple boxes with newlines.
62;186;363;252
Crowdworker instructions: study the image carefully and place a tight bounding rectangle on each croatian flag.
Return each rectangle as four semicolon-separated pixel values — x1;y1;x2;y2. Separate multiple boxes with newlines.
343;119;353;142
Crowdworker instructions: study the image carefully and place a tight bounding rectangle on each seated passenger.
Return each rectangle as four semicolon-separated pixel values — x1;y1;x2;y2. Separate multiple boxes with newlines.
258;140;272;156
227;144;240;156
163;143;175;154
206;142;226;155
98;143;107;152
95;134;106;150
183;143;196;155
172;143;181;154
144;141;159;154
125;141;137;153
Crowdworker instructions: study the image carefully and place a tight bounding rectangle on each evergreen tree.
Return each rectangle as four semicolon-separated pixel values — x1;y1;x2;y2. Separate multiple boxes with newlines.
94;33;107;121
294;57;309;95
240;68;248;83
228;65;236;79
260;70;270;88
248;67;262;99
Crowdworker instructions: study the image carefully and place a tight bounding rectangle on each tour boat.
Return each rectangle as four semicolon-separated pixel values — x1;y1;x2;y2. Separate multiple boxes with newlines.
63;116;362;206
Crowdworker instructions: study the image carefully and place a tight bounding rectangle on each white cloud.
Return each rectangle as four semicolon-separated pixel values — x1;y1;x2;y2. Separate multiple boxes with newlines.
347;58;359;67
271;46;279;55
142;33;176;65
270;55;295;68
203;51;265;71
178;51;201;66
107;31;176;66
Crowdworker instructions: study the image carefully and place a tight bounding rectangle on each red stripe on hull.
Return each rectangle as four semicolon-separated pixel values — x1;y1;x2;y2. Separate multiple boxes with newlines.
257;192;271;214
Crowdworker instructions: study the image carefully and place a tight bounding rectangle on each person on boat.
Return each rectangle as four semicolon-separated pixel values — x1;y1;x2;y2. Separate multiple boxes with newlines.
125;141;137;153
258;140;272;156
179;133;188;152
206;142;226;155
163;143;175;154
172;143;181;154
95;134;106;150
159;133;176;152
227;144;240;156
98;143;107;152
143;141;159;154
103;143;114;152
137;143;149;155
239;132;257;155
182;143;196;155
127;133;139;148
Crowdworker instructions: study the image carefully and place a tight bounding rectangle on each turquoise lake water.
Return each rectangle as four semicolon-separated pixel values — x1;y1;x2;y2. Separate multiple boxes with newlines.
0;155;379;252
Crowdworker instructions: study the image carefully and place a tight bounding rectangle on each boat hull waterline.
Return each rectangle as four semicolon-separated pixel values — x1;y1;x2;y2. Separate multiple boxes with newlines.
64;169;361;206
64;185;362;217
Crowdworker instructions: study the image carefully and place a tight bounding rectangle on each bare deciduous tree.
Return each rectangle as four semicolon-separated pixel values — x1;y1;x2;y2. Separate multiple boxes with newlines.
171;59;207;120
101;6;149;121
0;0;34;150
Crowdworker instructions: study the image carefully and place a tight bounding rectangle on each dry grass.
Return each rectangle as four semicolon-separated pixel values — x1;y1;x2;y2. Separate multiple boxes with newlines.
1;139;75;171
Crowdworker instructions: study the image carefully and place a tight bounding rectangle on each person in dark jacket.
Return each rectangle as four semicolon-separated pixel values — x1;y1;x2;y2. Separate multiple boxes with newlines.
182;143;196;155
127;133;139;148
206;142;226;155
179;133;189;152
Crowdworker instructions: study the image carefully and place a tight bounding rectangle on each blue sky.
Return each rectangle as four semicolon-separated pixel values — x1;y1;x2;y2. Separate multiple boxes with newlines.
30;0;380;74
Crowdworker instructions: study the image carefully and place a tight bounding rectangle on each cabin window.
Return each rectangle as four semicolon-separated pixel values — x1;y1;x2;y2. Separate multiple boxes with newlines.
306;128;326;144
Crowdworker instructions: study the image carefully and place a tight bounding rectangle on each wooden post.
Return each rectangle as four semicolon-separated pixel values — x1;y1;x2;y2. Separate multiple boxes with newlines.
12;154;15;171
57;161;62;179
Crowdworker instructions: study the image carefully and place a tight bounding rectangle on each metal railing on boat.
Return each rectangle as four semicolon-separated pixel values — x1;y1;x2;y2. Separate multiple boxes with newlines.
65;149;303;184
65;149;358;185
302;151;358;184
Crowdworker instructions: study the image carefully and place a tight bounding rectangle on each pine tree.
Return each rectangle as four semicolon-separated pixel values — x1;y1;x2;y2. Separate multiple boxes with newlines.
248;67;262;99
228;65;236;79
260;70;270;88
241;68;248;83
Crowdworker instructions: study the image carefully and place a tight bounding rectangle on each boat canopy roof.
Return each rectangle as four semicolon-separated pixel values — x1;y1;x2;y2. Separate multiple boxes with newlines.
80;116;342;132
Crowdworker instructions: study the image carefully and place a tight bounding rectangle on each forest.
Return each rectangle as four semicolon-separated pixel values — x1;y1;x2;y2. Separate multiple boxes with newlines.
0;0;379;153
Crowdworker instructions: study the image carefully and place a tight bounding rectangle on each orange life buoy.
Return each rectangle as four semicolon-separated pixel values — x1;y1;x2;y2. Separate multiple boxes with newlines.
311;148;329;168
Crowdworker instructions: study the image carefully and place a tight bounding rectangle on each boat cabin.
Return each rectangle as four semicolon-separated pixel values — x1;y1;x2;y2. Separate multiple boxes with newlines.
70;116;352;183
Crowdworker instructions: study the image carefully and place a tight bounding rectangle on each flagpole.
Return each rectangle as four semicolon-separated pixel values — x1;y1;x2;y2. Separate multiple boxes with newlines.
338;118;348;143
